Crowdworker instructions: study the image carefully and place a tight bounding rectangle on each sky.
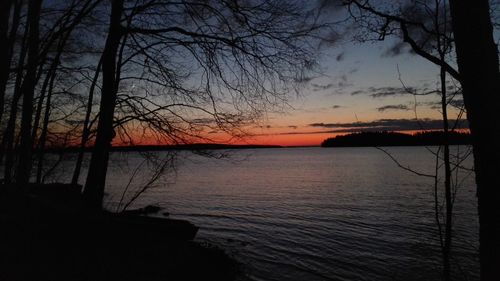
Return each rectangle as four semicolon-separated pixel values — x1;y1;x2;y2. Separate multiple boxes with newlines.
229;37;465;147
107;1;473;148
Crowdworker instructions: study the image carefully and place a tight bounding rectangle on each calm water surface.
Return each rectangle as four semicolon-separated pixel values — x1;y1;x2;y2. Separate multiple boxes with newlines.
62;147;479;281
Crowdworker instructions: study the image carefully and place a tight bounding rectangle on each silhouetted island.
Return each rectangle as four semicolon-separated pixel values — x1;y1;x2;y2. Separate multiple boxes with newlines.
321;131;471;147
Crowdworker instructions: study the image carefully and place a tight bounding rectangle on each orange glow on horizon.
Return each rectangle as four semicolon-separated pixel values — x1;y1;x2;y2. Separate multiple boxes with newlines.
112;128;470;148
112;130;336;147
236;133;336;147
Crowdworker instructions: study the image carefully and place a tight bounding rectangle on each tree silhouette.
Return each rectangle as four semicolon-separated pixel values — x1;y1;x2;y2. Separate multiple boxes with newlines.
80;0;321;210
328;1;500;280
449;2;500;280
15;0;43;186
0;0;321;210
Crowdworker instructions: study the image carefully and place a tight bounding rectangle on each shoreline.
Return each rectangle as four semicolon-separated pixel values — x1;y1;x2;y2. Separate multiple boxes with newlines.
0;184;241;281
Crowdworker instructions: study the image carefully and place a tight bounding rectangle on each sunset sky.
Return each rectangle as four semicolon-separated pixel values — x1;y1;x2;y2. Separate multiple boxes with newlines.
106;3;473;149
229;37;465;147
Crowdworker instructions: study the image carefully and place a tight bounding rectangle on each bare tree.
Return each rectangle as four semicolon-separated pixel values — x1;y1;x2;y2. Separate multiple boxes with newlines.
82;0;125;210
15;0;43;186
71;58;102;186
325;0;500;279
321;0;478;279
81;0;321;210
1;6;29;184
0;0;102;185
0;0;22;123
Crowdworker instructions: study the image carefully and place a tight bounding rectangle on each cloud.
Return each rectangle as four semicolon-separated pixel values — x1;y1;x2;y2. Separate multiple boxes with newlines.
448;99;464;108
382;41;410;57
349;89;364;95
377;104;411;112
370;87;416;98
415;101;440;110
416;99;464;110
351;86;416;98
192;118;216;125
336;52;345;61
252;118;468;137
337;74;353;88
288;125;298;129
309;118;468;132
332;105;343;109
322;31;341;45
311;83;335;91
253;125;272;129
294;76;315;83
312;74;353;91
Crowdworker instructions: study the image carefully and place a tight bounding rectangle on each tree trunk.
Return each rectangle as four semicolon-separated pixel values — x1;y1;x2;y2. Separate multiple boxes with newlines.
448;1;500;280
31;65;53;150
83;0;124;210
71;58;102;185
440;64;452;281
1;18;29;183
15;0;43;185
0;0;14;122
35;66;56;183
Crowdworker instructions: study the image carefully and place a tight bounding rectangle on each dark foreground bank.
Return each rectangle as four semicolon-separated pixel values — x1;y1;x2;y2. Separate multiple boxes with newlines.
0;184;239;281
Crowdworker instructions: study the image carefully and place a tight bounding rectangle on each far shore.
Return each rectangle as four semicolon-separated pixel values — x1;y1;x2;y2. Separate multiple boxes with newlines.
12;131;474;155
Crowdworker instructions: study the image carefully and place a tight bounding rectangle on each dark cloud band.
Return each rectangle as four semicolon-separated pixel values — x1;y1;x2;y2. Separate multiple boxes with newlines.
309;118;468;131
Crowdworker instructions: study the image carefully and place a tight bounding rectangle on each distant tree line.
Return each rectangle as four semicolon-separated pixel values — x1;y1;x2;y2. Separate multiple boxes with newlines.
321;131;471;147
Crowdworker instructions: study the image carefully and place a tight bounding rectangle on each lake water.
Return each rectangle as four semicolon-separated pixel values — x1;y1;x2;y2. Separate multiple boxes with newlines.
53;147;479;281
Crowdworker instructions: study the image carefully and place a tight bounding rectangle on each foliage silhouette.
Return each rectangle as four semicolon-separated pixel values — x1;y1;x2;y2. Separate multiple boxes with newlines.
321;131;471;147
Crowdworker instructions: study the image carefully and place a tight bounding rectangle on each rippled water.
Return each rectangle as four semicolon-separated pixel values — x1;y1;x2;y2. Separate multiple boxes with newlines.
56;147;479;281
